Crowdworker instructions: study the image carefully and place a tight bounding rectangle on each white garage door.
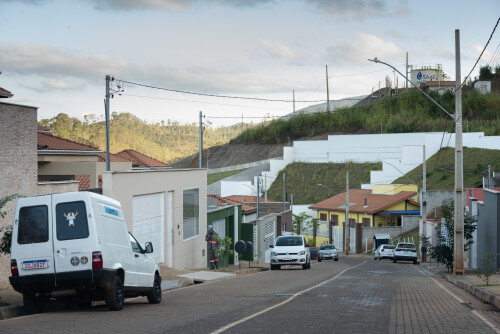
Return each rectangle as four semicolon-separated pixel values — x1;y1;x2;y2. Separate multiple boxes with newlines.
133;193;164;264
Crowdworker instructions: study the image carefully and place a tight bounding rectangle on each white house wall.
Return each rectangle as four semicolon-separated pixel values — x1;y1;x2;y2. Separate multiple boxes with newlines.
102;168;207;270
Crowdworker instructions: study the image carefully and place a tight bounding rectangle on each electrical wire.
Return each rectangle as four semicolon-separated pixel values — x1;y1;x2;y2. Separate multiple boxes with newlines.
455;16;500;93
118;79;329;103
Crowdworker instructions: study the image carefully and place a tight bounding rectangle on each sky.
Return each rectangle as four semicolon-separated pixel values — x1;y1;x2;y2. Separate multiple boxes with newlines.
1;0;499;127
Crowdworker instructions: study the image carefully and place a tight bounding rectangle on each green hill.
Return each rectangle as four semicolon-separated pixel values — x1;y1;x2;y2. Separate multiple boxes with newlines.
230;87;500;145
39;112;250;164
266;162;382;205
392;147;500;190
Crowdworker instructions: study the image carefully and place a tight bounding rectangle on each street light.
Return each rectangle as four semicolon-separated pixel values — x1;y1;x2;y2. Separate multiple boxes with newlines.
369;35;464;275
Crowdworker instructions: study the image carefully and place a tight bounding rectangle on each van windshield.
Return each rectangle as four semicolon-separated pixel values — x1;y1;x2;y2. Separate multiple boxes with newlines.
56;201;89;240
18;205;49;244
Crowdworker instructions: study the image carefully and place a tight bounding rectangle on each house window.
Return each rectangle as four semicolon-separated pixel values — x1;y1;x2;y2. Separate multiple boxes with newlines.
320;213;327;221
183;188;200;240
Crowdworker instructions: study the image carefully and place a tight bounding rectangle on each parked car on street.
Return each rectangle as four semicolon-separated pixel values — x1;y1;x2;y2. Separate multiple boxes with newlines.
393;242;418;264
374;244;395;260
9;192;162;312
270;235;311;270
318;244;338;262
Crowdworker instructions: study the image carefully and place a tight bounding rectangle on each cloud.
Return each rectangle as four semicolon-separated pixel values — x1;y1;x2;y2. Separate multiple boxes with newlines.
258;38;302;61
20;79;82;93
0;43;290;94
325;33;403;66
84;0;274;11
308;0;408;21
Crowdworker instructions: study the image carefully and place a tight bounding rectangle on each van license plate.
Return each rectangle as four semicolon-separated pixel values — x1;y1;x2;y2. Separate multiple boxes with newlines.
23;260;48;270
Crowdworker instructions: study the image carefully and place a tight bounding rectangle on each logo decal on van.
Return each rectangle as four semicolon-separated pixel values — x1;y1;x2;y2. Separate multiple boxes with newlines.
63;211;78;227
70;256;80;266
81;256;88;265
105;206;119;216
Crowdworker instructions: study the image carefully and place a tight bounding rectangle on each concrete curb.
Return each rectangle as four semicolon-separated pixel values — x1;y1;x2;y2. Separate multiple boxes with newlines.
433;269;500;311
0;304;24;320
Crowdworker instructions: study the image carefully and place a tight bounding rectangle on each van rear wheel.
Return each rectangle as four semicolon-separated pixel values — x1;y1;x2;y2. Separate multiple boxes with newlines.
147;275;162;304
23;293;46;313
105;276;124;311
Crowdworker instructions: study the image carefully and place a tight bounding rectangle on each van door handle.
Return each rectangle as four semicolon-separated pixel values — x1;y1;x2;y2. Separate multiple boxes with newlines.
135;254;139;258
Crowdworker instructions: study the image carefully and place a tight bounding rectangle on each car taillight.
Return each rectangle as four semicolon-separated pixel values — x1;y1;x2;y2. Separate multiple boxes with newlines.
92;251;103;269
11;259;19;277
396;249;401;252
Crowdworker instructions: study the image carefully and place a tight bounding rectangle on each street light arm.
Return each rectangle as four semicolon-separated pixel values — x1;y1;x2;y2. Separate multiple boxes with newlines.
368;58;455;120
317;183;334;196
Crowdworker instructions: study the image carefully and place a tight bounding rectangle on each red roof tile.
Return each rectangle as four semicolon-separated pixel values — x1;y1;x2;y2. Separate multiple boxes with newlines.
75;175;90;190
207;194;256;213
116;149;169;168
0;86;13;98
309;189;419;214
37;132;101;152
98;152;133;163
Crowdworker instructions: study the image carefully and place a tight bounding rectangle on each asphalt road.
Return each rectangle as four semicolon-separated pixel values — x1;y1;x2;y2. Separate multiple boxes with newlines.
2;256;500;334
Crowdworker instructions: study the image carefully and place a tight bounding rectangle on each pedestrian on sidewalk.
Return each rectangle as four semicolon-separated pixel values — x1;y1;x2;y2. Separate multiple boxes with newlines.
205;225;219;270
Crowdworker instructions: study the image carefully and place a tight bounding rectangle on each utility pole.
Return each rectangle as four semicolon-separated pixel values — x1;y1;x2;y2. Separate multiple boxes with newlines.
345;170;350;255
488;165;491;188
264;174;267;202
422;145;427;261
104;75;111;172
406;52;409;89
199;111;203;168
257;175;260;219
326;65;330;112
454;29;464;275
293;90;296;115
283;173;286;212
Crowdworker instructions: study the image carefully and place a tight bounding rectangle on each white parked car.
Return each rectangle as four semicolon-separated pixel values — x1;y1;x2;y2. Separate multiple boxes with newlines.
270;235;310;270
393;242;418;264
318;244;338;262
9;192;162;312
374;244;395;260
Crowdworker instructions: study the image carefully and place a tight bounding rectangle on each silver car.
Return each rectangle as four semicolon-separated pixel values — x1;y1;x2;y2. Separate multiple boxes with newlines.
318;244;338;262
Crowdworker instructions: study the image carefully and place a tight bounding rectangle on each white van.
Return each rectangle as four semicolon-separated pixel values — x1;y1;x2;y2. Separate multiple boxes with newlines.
9;192;162;311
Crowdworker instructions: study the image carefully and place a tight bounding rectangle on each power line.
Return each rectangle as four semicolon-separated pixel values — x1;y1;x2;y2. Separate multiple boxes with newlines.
455;16;500;92
118;79;329;103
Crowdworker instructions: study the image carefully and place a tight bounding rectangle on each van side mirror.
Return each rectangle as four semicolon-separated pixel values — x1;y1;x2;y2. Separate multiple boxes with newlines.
306;243;310;247
145;242;153;254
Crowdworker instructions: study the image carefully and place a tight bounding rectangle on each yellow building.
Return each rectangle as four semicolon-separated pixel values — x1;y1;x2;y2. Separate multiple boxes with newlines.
309;186;420;228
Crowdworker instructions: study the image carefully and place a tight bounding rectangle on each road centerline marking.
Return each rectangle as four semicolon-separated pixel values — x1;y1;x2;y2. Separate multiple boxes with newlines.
211;261;366;334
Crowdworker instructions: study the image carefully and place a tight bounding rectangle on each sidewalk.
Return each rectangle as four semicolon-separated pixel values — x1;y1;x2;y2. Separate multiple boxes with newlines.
420;261;500;310
0;261;268;320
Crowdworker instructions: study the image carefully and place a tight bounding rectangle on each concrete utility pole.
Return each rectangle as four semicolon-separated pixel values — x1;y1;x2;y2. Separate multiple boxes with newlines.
454;29;464;275
422;145;427;261
293;90;296;115
345;170;350;255
104;75;111;172
283;173;286;212
257;175;260;219
406;52;409;89
199;111;203;169
326;65;330;112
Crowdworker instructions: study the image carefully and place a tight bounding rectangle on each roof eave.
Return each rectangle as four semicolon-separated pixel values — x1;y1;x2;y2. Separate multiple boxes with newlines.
37;150;102;156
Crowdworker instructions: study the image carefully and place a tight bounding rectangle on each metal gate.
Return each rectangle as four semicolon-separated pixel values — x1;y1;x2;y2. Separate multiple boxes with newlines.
264;220;276;263
349;227;356;253
212;218;226;239
333;226;343;251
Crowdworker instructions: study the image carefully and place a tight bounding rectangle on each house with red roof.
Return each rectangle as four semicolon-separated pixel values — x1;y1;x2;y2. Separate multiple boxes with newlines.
115;149;169;168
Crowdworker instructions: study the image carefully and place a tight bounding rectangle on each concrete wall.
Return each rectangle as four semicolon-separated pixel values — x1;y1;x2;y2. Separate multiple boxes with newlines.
425;190;454;218
402;215;420;233
362;227;403;250
477;189;500;272
102;168;207;270
0;102;79;288
259;132;500;192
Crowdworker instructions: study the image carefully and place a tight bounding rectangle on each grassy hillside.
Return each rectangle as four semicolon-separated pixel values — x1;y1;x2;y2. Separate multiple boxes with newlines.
39;112;250;164
392;147;500;190
266;162;382;205
230;88;500;145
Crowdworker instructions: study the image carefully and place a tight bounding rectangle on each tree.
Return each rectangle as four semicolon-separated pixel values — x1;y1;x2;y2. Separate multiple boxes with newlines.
292;212;320;246
479;65;494;80
429;199;476;271
215;236;234;268
0;194;22;256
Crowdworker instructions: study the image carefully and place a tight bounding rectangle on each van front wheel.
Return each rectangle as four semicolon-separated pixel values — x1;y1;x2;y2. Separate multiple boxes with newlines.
105;276;124;311
147;275;162;304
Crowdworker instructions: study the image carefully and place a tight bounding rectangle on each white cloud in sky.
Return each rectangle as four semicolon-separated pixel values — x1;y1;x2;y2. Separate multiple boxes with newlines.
258;38;302;61
309;0;408;21
325;32;403;66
